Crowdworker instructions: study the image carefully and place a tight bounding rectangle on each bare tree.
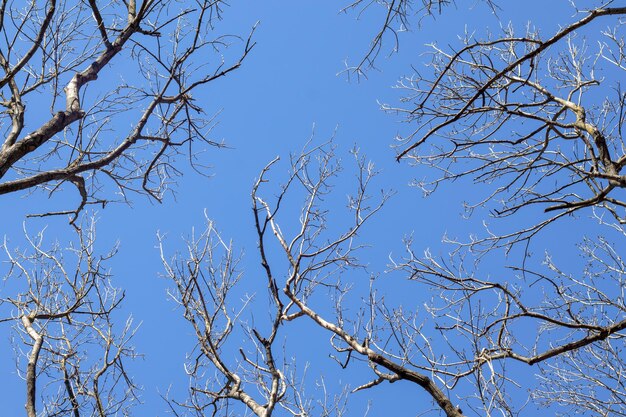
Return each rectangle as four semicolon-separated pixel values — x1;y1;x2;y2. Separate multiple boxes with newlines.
157;3;626;416
5;1;626;417
159;143;495;417
1;218;139;417
390;4;626;246
0;0;254;221
0;1;258;415
378;2;626;416
158;144;379;417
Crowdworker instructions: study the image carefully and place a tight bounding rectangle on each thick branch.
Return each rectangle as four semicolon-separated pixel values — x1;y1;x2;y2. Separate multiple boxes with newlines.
0;4;144;180
284;288;465;417
21;315;43;417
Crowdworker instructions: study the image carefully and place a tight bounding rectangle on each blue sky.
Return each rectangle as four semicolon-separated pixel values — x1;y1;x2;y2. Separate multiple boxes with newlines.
1;1;620;416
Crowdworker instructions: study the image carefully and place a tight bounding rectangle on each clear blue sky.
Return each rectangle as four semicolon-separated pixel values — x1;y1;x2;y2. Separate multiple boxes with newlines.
0;1;614;416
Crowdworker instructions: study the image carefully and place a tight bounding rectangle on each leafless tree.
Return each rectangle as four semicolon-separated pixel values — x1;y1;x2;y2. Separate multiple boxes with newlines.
4;1;626;417
378;2;626;416
0;0;254;221
158;143;385;417
157;3;626;416
0;1;258;415
389;4;626;247
159;142;497;417
1;218;139;417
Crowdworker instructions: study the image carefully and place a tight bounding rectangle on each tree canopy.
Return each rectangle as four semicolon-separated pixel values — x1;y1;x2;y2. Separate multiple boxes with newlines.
1;1;626;417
